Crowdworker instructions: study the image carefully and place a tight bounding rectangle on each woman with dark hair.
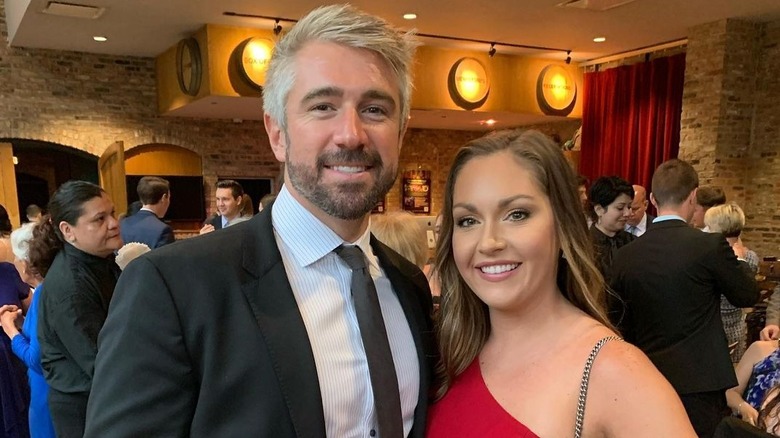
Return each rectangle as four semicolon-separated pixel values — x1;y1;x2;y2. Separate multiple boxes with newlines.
727;340;780;430
588;176;635;284
0;204;14;262
30;180;122;438
426;130;693;437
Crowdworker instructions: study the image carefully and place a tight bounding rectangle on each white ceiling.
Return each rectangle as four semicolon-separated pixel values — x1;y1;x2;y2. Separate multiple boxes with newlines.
6;0;780;129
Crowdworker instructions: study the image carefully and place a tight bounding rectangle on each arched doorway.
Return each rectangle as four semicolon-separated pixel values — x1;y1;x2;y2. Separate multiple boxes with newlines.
125;143;205;232
1;138;98;222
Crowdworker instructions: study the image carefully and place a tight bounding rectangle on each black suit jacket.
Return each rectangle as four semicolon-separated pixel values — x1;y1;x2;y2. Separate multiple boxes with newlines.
610;219;758;395
120;210;175;249
85;207;435;437
207;214;224;230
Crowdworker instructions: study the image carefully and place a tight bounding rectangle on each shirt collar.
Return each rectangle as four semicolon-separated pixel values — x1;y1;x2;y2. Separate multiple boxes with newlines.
638;212;648;231
272;185;376;270
63;242;119;273
626;212;649;233
653;214;686;223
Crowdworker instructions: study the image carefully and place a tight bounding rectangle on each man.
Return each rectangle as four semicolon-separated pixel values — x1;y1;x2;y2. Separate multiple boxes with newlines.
577;175;592;226
624;184;655;237
257;193;277;213
199;179;244;234
85;5;434;438
610;159;758;437
120;176;174;249
25;204;42;223
691;186;726;230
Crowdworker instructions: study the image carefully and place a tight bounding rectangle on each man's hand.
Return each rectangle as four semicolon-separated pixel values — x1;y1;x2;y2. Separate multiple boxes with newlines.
199;224;215;235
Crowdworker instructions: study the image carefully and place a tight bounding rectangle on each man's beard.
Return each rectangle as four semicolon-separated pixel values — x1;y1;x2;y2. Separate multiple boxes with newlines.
286;146;397;220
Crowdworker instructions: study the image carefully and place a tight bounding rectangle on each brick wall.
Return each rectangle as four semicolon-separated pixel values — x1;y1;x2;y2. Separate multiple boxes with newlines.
747;20;780;257
0;0;580;221
680;18;780;257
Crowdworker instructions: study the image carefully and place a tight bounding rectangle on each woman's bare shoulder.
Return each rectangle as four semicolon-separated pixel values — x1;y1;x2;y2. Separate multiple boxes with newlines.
576;328;697;437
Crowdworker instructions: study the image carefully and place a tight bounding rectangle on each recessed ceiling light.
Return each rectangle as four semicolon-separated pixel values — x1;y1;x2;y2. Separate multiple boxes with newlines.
403;13;417;20
93;36;107;42
593;37;606;43
482;119;496;126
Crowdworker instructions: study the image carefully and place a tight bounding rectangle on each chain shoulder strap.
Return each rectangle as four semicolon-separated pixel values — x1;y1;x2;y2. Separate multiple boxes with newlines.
573;336;623;438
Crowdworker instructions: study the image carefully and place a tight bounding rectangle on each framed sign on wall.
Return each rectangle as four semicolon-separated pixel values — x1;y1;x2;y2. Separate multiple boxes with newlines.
402;169;431;214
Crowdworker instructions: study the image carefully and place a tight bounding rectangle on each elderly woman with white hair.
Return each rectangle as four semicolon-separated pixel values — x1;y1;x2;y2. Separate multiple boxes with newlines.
0;221;55;438
704;202;759;364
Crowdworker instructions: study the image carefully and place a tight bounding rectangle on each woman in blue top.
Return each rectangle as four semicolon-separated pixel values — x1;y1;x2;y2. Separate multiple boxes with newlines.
0;222;55;438
726;339;780;430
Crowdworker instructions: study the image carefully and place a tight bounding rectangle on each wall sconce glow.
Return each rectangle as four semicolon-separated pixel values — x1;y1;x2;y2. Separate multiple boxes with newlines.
448;57;490;110
593;37;606;43
238;37;274;89
483;119;496;126
93;36;108;42
549;74;569;100
458;69;482;100
536;64;577;116
12;156;18;165
403;13;417;20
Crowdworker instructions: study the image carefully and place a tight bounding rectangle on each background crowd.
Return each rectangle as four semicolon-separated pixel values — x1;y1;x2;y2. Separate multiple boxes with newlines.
0;4;776;438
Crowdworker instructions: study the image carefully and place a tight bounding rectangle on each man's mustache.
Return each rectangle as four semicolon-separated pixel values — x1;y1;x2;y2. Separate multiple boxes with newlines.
317;149;383;169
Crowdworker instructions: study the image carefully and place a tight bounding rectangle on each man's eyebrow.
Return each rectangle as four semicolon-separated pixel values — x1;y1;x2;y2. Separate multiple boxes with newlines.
363;90;396;106
301;87;343;103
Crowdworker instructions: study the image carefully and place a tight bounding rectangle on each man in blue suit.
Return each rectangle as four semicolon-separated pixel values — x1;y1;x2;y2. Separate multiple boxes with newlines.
120;176;174;249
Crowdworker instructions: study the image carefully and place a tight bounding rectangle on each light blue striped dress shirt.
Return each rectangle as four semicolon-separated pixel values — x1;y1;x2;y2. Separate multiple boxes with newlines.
272;185;419;438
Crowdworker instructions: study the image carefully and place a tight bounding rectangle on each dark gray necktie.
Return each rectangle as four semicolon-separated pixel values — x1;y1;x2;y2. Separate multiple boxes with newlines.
334;245;403;438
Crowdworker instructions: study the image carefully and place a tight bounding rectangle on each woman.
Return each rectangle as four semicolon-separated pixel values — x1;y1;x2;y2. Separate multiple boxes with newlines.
370;211;429;269
227;194;254;226
726;339;780;431
0;222;55;438
0;225;31;437
705;202;758;363
0;204;14;263
426;130;694;437
32;181;122;438
588;176;635;284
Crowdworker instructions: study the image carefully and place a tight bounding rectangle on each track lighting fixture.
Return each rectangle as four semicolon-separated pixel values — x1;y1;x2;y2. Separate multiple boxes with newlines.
223;12;573;58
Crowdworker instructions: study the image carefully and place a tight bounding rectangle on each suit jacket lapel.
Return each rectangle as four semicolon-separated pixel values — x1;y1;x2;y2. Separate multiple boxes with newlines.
239;207;326;438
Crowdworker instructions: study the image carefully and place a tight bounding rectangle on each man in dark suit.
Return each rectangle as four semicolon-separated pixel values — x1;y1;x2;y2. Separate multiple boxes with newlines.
625;184;655;237
120;176;174;249
610;159;759;438
85;5;434;438
199;179;245;234
692;186;727;231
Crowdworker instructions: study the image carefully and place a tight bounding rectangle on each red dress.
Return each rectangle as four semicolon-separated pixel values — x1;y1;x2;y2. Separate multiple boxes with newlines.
426;358;539;437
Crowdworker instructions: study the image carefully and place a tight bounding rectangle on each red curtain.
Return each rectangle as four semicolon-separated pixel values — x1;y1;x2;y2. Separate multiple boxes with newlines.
580;53;686;191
